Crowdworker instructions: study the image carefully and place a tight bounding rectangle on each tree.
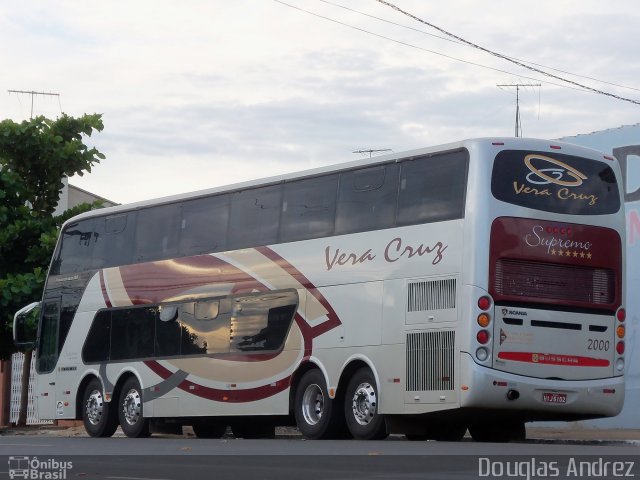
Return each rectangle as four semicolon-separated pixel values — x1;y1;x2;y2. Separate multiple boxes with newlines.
0;114;105;425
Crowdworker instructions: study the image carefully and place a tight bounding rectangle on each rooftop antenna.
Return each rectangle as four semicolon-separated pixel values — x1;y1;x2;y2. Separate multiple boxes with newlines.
496;83;541;137
8;89;61;118
352;149;392;158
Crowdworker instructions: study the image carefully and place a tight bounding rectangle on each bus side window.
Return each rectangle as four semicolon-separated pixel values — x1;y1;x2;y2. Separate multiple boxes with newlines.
335;164;399;235
92;213;136;268
228;185;282;250
280;174;338;243
53;219;96;275
135;204;180;262
179;194;230;256
155;305;181;357
36;300;60;373
110;307;156;360
230;291;298;353
179;299;232;355
397;150;469;226
82;310;111;363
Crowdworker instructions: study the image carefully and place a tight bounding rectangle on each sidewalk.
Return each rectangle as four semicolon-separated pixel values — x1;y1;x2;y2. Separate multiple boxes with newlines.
2;424;640;442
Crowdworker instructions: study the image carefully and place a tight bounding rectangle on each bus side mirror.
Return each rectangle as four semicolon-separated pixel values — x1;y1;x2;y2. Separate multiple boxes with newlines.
13;302;40;350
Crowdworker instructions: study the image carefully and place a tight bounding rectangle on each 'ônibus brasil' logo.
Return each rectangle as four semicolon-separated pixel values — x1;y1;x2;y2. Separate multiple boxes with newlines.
524;154;587;187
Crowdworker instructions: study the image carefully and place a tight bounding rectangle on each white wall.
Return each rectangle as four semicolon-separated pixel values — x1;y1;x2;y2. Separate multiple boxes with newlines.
560;124;640;428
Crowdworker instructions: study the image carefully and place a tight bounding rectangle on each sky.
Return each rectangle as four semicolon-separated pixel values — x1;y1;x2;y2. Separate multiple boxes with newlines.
1;0;639;204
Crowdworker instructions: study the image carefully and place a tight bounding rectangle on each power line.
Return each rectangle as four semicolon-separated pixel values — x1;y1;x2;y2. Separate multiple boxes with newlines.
272;0;590;94
318;0;640;95
374;0;640;106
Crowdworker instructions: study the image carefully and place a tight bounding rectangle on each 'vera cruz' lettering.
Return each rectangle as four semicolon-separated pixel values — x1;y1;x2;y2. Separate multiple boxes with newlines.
325;247;376;271
324;237;448;270
383;237;447;265
513;182;598;206
525;225;592;254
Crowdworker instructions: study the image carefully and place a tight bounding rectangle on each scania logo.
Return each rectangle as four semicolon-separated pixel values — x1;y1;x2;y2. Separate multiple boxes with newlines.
524;154;587;187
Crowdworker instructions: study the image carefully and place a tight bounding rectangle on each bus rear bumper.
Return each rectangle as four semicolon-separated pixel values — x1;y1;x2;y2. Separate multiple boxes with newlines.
459;353;624;420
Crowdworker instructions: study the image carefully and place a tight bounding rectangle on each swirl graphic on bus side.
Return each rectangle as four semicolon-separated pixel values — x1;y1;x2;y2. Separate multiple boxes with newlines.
524;154;588;187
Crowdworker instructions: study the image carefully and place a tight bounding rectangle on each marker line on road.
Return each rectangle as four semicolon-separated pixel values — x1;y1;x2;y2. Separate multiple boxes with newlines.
0;443;53;447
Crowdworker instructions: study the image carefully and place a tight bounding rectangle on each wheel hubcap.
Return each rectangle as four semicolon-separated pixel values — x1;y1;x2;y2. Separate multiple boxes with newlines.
122;388;142;426
351;382;377;426
86;389;104;426
301;383;324;426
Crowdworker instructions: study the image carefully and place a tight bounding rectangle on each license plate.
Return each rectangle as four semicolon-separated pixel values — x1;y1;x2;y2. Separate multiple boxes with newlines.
542;392;567;404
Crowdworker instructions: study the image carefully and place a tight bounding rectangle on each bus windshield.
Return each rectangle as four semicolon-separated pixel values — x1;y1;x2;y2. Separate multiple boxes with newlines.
491;150;620;215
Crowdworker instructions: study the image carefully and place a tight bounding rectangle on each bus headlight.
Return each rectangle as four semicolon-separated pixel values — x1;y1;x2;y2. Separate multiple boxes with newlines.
476;347;489;361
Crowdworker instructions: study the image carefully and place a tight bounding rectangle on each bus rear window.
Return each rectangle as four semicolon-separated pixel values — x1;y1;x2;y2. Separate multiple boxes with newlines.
491;150;620;215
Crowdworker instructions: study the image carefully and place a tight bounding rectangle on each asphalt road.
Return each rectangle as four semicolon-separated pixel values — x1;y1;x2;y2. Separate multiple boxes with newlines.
0;436;639;480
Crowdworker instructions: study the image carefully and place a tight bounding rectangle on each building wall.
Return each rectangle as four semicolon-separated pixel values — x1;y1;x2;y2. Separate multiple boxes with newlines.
560;124;640;428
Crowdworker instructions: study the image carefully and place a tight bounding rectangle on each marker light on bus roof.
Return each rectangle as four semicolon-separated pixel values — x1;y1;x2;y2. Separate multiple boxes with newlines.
550;145;562;150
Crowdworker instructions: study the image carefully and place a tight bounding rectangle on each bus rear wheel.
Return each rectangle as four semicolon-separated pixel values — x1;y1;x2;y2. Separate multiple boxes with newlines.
344;368;388;440
294;369;344;439
118;377;151;438
82;378;118;438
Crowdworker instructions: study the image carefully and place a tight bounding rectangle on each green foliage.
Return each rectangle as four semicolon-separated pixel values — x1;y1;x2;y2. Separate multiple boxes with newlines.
0;114;105;359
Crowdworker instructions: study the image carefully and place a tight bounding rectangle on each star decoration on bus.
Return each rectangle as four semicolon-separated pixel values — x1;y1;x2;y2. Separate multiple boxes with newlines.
549;249;592;259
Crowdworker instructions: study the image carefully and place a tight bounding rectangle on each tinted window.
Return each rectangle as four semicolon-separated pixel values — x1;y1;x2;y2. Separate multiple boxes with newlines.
179;195;229;256
335;165;399;235
280;175;338;243
155;305;181;357
230;290;298;353
110;307;156;360
135;204;180;262
397;150;468;226
491;150;621;215
83;310;111;363
55;219;97;274
179;299;231;355
228;185;282;249
92;213;136;268
36;301;60;373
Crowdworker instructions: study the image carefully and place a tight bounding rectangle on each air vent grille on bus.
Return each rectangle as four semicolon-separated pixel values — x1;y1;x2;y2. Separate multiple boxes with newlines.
406;330;455;391
407;279;456;312
495;259;615;305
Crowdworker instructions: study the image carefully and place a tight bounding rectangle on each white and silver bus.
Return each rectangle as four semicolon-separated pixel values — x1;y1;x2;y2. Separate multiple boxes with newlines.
14;137;626;442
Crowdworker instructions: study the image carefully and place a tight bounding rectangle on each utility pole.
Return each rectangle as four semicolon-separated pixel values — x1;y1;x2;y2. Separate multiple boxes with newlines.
496;83;541;137
7;89;60;118
352;149;392;158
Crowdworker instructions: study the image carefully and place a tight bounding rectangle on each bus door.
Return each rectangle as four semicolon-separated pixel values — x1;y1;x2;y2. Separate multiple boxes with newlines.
35;298;61;421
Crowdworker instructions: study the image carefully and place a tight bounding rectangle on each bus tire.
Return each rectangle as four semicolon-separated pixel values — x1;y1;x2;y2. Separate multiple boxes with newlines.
344;368;388;440
81;378;118;438
193;420;227;439
294;369;343;439
118;377;151;438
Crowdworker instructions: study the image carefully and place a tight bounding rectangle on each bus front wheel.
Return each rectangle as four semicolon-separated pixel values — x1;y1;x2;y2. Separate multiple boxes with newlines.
118;377;151;438
344;368;388;440
82;378;118;438
294;369;343;439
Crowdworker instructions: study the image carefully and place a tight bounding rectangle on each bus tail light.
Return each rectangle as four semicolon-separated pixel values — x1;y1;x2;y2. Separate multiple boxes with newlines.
477;313;491;328
476;330;490;345
475;347;489;361
616;358;625;372
617;325;625;339
478;296;492;311
616;341;625;355
617;308;626;322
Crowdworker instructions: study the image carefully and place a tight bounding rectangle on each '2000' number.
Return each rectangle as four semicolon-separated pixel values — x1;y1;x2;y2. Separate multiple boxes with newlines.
587;339;610;351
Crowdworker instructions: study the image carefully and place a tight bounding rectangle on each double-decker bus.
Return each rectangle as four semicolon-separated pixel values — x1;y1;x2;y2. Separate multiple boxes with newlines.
14;137;626;442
